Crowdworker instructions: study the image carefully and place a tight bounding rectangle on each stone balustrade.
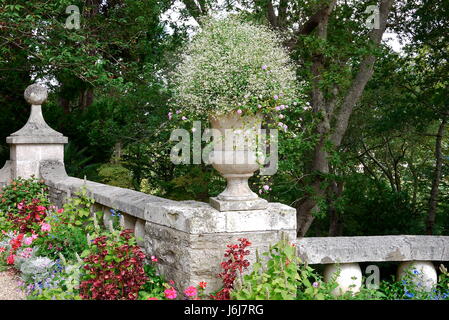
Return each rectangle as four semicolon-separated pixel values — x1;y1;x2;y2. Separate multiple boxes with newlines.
295;236;447;295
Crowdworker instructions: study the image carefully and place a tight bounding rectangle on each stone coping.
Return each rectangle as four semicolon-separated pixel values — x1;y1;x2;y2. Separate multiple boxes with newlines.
40;160;296;235
295;235;449;264
6;136;68;144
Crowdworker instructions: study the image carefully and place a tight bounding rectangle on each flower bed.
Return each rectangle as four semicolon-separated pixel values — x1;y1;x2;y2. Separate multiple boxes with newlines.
0;177;449;300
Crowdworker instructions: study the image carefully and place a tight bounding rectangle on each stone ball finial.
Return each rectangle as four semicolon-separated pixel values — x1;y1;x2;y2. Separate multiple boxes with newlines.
24;84;48;105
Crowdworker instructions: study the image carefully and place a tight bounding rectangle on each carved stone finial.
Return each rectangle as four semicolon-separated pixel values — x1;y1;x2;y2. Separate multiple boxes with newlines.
24;84;48;105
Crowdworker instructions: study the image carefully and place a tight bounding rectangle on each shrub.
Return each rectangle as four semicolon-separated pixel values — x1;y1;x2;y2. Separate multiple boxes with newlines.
8;199;48;234
36;188;98;261
231;238;301;300
171;15;298;119
20;256;57;283
0;177;49;216
79;229;148;300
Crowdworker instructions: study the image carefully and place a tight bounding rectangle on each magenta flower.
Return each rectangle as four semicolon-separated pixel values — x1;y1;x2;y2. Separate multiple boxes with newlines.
164;287;177;299
184;286;198;297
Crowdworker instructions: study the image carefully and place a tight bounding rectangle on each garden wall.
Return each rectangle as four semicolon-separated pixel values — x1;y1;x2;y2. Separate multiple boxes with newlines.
39;160;296;292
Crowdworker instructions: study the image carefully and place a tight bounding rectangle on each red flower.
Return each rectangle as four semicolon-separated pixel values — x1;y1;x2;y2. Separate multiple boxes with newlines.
6;254;15;265
199;282;207;289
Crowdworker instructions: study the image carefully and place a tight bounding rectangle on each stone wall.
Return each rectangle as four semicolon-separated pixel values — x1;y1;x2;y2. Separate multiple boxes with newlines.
40;160;296;292
295;235;449;264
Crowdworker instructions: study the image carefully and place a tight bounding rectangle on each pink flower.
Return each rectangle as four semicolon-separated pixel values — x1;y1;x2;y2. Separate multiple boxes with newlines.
41;223;51;232
164;288;177;300
261;65;267;70
151;256;158;262
236;109;242;115
17;202;24;210
147;297;159;300
274;95;279;100
0;247;5;253
263;185;270;191
23;237;33;246
57;208;64;214
181;116;187;121
168;112;173;120
275;106;281;111
31;233;38;240
37;206;46;212
169;280;175;285
184;286;197;297
257;104;262;109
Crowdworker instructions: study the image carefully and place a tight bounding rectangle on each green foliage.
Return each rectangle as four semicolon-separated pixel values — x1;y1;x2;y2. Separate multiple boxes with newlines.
138;264;168;300
97;163;134;189
231;237;301;300
35;187;98;261
0;177;49;214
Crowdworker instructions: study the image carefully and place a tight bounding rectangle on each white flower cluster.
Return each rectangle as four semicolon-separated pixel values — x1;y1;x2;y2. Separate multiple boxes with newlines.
171;16;298;117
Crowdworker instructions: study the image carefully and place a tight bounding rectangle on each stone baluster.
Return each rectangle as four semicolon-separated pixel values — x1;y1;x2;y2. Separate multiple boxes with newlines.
397;261;437;291
323;263;363;296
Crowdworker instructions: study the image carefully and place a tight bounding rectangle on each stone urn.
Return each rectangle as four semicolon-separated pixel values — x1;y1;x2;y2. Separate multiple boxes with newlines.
208;112;268;211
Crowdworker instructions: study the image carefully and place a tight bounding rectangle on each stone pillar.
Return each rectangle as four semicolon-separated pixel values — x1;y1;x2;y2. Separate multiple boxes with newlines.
144;200;296;294
324;263;362;296
397;261;437;291
6;84;68;180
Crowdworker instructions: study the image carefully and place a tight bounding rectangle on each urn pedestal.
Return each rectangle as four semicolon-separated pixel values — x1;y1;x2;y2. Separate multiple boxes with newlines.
208;113;267;211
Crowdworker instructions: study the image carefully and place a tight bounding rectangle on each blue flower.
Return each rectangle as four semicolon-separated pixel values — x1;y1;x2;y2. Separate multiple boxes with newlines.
412;269;420;275
405;291;414;298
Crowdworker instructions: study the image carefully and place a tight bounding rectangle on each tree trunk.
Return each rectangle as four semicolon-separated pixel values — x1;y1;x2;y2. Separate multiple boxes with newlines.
296;0;395;236
328;180;344;236
426;118;446;235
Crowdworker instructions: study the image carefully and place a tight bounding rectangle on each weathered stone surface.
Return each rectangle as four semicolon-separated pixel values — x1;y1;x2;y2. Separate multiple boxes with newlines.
24;83;47;105
210;196;268;211
295;235;449;264
40;160;297;294
145;222;296;293
40;160;169;221
0;161;11;187
145;200;296;234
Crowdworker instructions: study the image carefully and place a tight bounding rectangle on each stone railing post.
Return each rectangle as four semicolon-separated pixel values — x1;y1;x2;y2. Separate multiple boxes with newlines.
5;84;68;180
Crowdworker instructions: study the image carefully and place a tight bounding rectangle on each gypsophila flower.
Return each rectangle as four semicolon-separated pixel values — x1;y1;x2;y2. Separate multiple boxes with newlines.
171;16;297;118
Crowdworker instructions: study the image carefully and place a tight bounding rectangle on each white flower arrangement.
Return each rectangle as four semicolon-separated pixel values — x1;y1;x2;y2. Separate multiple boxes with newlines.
171;15;298;119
